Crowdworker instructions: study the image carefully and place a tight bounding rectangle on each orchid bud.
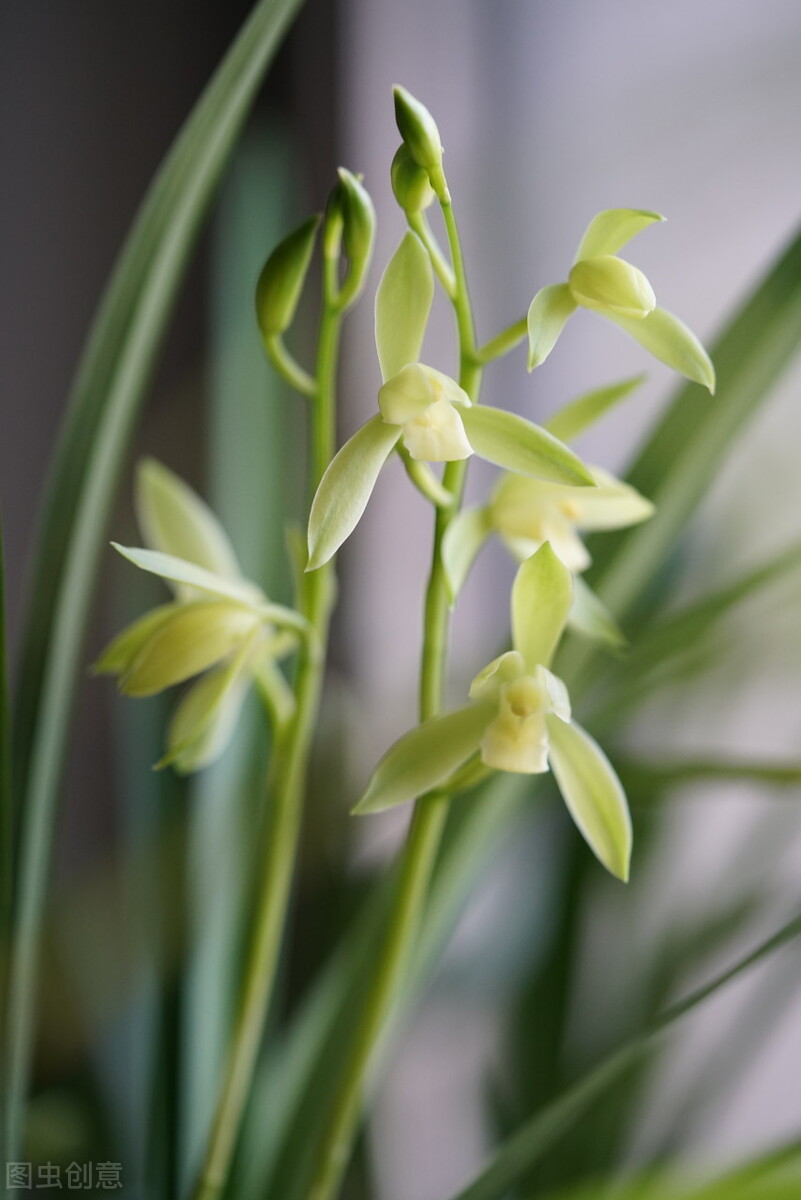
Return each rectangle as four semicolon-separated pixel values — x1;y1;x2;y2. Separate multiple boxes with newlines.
568;255;656;319
393;85;449;203
390;145;435;214
255;215;320;337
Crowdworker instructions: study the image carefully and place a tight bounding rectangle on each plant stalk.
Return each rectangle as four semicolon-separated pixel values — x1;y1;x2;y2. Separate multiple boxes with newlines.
190;268;340;1200
307;196;481;1200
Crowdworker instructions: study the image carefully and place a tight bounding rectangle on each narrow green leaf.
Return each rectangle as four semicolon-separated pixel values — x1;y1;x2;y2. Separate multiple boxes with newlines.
621;538;801;678
307;415;400;570
545;374;646;443
441;506;491;606
6;0;306;1161
607;306;715;391
450;910;801;1200
617;755;801;795
460;405;595;486
112;544;264;608
135;458;242;582
569;574;627;650
546;715;631;881
354;703;494;815
375;231;434;381
527;283;577;369
574;208;664;262
511;544;573;670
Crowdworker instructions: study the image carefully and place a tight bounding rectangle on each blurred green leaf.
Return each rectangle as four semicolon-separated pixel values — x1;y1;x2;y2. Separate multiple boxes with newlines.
4;0;306;1161
545;374;646;444
449;910;801;1200
618;756;801;795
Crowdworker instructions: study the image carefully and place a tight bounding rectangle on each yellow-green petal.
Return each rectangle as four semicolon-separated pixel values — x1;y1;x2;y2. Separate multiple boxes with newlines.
307;415;401;570
160;632;256;773
511;543;573;671
254;214;321;337
92;603;184;676
546;714;632;881
112;544;264;607
606;306;716;392
375;231;434;381
353;702;495;815
574;208;664;263
459;406;595;486
121;601;258;697
568;255;655;319
441;506;491;607
527;283;577;370
135;458;242;591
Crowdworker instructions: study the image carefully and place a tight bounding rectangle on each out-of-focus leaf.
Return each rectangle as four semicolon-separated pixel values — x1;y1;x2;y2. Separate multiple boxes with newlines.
617;755;801;795
5;0;306;1160
545;374;646;444
449;910;801;1200
614;538;801;680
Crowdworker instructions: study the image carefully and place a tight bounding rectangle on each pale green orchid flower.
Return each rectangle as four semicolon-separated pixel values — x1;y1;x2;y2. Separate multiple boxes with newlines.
527;208;715;392
353;544;632;881
95;459;304;773
307;232;597;570
443;465;653;589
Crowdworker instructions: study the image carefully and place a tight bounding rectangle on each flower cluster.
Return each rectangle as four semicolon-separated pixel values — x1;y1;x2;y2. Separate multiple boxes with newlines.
95;460;303;772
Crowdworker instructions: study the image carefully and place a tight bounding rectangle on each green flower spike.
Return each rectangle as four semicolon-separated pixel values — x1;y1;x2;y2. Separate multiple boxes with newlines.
94;459;305;773
527;208;716;392
307;234;597;570
353;544;632;881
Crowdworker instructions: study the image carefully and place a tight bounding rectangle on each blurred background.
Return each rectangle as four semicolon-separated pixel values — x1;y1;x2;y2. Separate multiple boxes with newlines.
2;1;801;1197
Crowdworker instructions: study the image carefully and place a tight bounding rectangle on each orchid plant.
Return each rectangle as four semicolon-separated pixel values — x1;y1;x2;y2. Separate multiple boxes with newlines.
91;83;717;1200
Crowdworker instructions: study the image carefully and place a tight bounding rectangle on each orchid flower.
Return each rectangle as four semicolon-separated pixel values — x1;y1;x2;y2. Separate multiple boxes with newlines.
95;459;305;772
353;544;632;881
307;231;597;570
527;207;715;392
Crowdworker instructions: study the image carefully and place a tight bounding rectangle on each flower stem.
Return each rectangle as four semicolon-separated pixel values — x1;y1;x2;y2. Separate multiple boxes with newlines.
477;316;528;364
307;194;481;1200
190;265;340;1200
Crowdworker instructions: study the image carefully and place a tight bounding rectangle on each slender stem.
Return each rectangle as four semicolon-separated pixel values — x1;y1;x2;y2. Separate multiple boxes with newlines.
476;316;528;364
408;212;456;298
307;194;481;1200
190;262;340;1200
264;333;318;398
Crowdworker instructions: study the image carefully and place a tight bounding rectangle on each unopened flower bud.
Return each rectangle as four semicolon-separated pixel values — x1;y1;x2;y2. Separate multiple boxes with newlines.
337;168;376;274
390;145;435;214
324;169;376;306
255;214;320;337
393;85;450;203
568;255;656;320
